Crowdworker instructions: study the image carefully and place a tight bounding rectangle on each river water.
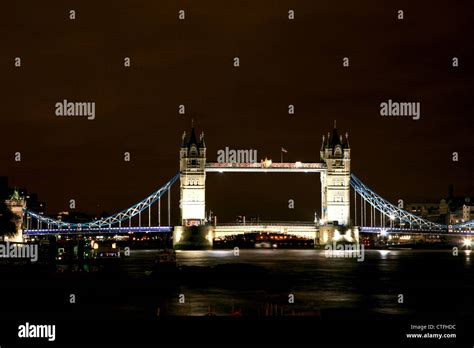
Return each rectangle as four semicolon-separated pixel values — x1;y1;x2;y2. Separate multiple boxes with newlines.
1;248;472;345
123;249;474;317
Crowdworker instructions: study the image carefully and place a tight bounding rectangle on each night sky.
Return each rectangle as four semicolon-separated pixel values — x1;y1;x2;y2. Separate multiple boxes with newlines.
1;1;472;223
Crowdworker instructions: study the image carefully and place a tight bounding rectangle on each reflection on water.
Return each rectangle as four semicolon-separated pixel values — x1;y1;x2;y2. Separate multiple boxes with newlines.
121;249;473;317
376;249;391;259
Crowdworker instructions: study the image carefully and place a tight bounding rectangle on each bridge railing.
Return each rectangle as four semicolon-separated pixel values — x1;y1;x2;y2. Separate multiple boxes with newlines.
215;221;317;226
452;219;474;229
206;162;325;169
24;226;173;235
359;226;474;235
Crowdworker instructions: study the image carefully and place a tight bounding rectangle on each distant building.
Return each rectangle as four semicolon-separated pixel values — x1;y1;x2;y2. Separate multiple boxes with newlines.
0;178;46;214
405;202;446;224
18;189;46;214
56;211;97;224
406;186;473;224
449;202;473;224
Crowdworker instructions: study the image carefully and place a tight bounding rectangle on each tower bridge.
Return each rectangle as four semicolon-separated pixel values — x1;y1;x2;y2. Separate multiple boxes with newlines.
8;123;473;249
175;123;352;248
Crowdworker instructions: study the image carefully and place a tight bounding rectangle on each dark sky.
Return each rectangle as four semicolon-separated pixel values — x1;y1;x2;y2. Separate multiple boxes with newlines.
1;1;473;223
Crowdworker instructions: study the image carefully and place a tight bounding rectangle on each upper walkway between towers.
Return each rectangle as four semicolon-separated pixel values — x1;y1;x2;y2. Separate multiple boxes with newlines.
205;162;326;173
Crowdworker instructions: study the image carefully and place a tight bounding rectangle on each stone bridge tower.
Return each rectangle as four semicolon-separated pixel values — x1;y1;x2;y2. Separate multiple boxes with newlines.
179;127;207;226
174;127;214;249
320;122;351;226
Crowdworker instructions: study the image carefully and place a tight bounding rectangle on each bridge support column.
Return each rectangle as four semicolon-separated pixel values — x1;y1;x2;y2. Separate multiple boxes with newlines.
173;225;214;250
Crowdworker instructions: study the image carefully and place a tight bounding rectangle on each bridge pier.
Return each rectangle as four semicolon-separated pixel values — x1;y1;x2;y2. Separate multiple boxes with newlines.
173;225;214;250
319;225;359;245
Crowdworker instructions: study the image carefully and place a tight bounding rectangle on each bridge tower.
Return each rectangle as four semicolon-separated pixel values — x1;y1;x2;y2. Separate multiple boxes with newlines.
179;127;207;225
320;122;351;226
174;126;214;249
4;190;26;243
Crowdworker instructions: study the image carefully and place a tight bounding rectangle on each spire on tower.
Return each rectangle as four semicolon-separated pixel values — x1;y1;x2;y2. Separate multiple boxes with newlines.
181;131;187;147
199;131;206;148
344;132;350;148
188;126;198;147
330;126;341;148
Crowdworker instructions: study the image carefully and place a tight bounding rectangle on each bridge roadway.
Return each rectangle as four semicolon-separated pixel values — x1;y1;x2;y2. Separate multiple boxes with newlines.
213;222;319;239
23;222;320;239
23;226;172;235
359;226;474;236
23;223;473;237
